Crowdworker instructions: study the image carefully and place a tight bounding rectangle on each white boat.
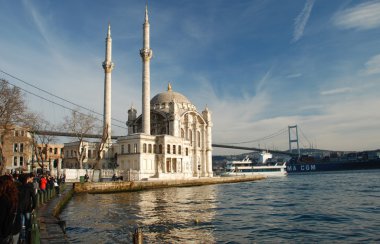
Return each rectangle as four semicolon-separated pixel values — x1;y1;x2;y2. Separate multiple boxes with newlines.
221;153;287;177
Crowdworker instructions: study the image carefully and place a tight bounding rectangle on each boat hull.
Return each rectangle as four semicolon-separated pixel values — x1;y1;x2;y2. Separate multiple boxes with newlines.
286;159;380;173
221;171;287;177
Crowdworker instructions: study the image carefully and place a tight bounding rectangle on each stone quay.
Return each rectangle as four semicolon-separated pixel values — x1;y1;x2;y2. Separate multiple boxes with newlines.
73;175;266;194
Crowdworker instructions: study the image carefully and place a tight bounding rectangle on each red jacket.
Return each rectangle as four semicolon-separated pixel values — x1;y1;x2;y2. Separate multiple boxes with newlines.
40;177;47;190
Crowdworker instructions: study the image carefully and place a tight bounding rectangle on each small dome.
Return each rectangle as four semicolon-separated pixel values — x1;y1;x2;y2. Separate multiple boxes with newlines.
151;83;192;105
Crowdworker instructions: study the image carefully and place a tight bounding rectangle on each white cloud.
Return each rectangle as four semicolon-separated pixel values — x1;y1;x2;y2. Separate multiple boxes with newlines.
193;75;270;137
286;73;302;78
333;1;380;30
362;54;380;75
293;0;315;42
297;96;380;151
320;87;353;96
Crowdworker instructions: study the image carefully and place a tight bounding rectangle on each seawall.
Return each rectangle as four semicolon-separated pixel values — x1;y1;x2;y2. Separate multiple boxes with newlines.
73;175;266;193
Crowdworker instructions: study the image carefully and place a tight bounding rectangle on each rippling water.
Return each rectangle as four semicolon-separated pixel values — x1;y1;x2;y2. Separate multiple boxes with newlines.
60;170;380;243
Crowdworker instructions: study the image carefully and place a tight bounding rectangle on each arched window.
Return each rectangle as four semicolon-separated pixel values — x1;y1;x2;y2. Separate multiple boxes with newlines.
153;144;157;154
178;146;182;155
128;144;131;154
159;144;163;154
197;131;201;147
148;144;152;153
189;130;192;145
167;144;171;154
173;145;176;154
143;143;147;153
186;148;189;156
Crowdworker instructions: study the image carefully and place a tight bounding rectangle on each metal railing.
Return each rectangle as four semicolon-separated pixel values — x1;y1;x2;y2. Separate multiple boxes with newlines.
30;184;66;244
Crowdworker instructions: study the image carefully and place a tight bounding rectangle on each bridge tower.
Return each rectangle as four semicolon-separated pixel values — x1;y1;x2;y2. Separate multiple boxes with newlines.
288;125;300;156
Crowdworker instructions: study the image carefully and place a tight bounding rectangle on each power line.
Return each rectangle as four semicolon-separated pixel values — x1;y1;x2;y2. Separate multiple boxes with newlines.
2;78;127;130
0;68;126;125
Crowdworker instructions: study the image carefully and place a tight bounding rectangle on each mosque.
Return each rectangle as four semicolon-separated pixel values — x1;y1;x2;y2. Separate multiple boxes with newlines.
102;6;213;180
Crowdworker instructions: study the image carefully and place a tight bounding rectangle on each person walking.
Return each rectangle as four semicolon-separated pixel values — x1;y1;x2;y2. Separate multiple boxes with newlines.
39;175;47;193
0;175;21;243
17;173;37;243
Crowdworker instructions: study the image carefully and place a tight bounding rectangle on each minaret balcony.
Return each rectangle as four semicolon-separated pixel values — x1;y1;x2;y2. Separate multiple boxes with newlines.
140;48;153;60
102;61;115;72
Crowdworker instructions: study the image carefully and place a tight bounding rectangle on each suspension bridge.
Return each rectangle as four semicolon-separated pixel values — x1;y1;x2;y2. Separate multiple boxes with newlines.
34;129;300;157
2;68;309;157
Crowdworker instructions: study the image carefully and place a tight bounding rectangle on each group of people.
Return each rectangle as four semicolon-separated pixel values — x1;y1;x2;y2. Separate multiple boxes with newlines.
0;172;65;243
111;173;123;181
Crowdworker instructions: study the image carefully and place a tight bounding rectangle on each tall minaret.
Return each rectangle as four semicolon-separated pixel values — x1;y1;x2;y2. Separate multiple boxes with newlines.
102;24;114;144
140;5;153;134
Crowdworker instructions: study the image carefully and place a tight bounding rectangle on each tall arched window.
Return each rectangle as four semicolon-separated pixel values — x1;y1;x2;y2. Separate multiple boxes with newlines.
189;130;192;146
167;144;171;154
173;145;176;154
143;143;147;153
148;144;152;153
159;144;162;154
197;131;201;147
178;146;182;155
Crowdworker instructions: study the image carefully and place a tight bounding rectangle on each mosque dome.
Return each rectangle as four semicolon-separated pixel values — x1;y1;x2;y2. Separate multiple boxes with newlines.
150;83;192;105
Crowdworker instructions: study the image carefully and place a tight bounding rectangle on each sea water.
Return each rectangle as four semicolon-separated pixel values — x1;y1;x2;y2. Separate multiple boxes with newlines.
60;170;380;243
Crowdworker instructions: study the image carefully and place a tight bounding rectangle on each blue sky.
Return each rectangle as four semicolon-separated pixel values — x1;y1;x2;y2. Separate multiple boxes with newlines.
1;0;380;154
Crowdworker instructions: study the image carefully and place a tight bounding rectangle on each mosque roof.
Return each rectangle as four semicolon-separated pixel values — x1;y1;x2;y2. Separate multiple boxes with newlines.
150;83;192;105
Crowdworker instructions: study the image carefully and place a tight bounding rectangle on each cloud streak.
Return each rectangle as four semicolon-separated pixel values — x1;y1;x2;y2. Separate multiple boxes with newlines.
362;54;380;75
333;1;380;30
293;0;315;42
320;87;353;96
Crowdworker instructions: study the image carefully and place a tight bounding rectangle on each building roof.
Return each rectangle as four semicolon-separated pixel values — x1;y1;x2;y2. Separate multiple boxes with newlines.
150;83;192;105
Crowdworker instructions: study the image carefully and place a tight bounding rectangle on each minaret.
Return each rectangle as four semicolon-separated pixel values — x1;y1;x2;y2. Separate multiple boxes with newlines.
140;5;153;134
102;24;114;144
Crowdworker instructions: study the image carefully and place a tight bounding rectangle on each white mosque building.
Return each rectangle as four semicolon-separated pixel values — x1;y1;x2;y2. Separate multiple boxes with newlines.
105;6;213;180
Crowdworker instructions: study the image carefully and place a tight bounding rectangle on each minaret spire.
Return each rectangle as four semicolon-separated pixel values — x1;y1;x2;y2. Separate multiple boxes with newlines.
145;4;149;23
107;22;111;37
102;23;114;145
140;4;153;134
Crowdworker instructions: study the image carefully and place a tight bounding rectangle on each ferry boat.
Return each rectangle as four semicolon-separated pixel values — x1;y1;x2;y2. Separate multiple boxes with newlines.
286;150;380;173
221;152;287;177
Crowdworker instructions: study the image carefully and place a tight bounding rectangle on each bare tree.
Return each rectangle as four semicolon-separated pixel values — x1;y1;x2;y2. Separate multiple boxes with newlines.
26;113;57;172
92;124;109;170
0;79;28;174
62;109;98;169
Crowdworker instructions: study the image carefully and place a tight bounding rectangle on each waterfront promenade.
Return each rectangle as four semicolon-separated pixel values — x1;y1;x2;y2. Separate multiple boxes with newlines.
35;184;73;244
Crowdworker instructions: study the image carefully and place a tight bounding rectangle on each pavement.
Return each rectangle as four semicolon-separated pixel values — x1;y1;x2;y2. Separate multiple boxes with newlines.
37;184;72;244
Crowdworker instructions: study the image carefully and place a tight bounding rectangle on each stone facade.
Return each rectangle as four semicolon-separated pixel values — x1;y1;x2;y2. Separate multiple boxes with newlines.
117;85;213;180
0;125;33;172
0;125;64;174
63;140;116;170
35;143;64;175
